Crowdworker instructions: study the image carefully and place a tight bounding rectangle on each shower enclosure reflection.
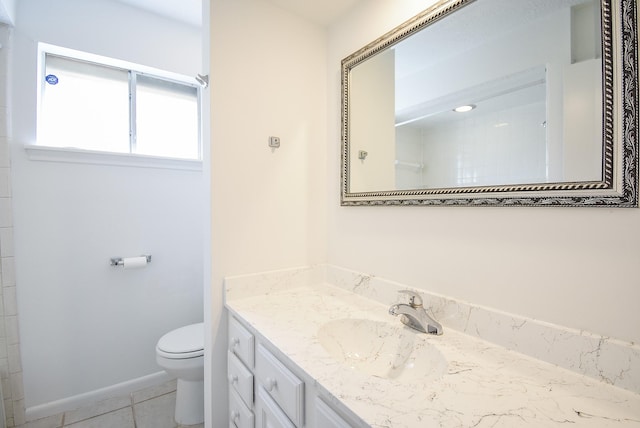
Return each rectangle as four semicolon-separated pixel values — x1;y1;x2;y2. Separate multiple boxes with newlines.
348;0;602;193
340;0;635;207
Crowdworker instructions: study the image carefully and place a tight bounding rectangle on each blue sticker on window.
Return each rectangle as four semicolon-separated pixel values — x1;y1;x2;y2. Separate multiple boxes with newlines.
45;74;59;85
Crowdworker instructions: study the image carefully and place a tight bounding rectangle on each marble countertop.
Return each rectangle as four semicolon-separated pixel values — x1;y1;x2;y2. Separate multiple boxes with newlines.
225;283;640;427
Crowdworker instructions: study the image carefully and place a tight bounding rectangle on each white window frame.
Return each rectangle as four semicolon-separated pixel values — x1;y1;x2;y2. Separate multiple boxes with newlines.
29;43;203;171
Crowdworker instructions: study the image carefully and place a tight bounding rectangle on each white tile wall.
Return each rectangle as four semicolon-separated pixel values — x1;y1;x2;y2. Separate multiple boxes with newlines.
415;101;547;188
1;260;15;286
0;107;7;137
0;199;12;229
0;169;10;198
0;229;14;257
0;139;10;169
0;23;23;428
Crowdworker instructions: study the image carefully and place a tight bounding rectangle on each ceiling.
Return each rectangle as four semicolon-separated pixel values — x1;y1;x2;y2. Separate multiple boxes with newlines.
113;0;360;27
114;0;202;27
266;0;360;26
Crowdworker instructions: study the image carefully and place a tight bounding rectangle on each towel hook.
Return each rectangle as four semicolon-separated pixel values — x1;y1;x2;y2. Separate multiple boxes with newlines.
195;74;209;89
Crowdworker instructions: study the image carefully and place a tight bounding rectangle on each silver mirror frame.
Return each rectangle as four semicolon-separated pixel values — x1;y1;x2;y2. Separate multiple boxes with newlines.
341;0;638;207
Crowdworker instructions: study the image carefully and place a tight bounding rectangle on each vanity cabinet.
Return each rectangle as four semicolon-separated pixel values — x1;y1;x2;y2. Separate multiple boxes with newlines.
315;398;353;428
229;386;254;428
228;317;255;428
228;352;253;408
255;385;296;428
227;314;362;428
255;343;304;426
229;316;254;368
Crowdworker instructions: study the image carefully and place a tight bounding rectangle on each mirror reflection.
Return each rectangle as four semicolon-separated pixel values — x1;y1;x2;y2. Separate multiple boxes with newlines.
347;0;605;194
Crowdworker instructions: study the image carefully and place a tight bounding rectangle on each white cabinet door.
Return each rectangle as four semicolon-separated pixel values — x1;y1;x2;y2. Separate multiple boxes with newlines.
255;386;296;428
229;387;254;428
229;316;255;368
255;344;304;426
228;351;254;407
316;398;354;428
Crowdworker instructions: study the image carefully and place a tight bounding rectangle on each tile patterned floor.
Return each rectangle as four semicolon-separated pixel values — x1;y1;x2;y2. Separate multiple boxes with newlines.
16;380;204;428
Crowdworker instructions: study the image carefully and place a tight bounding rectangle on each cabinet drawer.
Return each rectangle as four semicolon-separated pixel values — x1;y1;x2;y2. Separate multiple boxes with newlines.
255;344;304;427
229;387;254;428
229;316;255;368
228;351;254;407
256;385;296;428
316;398;354;428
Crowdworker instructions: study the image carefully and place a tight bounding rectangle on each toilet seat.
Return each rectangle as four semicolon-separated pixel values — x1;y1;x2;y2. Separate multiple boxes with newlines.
156;322;204;359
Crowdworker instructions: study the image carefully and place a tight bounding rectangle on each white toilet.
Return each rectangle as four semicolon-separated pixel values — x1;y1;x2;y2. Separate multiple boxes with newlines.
156;322;205;426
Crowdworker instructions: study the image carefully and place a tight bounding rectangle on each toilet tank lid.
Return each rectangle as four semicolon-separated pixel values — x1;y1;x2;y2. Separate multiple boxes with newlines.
157;322;204;354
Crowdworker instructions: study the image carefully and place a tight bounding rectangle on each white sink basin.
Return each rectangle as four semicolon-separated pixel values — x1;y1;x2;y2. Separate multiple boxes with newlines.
317;318;447;382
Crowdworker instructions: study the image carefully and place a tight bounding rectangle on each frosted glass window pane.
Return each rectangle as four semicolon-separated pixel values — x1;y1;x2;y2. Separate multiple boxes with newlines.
135;75;199;160
41;55;130;152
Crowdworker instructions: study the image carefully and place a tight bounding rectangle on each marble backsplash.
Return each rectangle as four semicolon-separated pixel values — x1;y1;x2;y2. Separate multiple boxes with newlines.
224;264;640;395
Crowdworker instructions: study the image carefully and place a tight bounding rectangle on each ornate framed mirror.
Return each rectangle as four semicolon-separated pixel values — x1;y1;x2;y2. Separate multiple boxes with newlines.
341;0;638;207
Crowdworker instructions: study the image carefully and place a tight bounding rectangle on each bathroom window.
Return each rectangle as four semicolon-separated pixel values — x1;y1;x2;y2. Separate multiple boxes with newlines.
37;44;201;161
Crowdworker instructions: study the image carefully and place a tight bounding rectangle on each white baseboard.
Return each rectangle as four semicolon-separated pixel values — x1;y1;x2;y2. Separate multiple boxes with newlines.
24;371;174;422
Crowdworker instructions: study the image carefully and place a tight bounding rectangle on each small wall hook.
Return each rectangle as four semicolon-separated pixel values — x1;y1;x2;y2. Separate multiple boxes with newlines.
110;255;152;266
268;136;280;148
195;74;209;89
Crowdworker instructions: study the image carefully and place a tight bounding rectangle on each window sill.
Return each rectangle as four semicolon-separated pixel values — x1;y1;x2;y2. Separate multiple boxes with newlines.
25;145;203;171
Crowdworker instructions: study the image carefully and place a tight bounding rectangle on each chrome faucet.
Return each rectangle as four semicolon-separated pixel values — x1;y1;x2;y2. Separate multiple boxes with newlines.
389;290;443;335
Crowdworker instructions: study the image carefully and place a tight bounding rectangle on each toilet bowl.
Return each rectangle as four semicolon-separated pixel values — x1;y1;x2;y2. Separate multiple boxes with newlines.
156;322;205;426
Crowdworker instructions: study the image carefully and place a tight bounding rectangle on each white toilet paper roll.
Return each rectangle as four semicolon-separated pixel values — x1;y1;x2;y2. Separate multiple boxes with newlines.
123;256;148;269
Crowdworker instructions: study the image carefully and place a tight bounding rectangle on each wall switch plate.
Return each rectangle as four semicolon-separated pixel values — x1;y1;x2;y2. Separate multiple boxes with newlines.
268;136;280;148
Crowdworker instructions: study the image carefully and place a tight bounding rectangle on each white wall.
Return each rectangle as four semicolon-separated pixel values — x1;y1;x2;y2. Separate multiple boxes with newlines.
200;1;212;426
395;125;423;189
209;0;327;426
205;0;639;424
349;49;396;192
327;0;640;346
563;58;602;181
11;0;204;413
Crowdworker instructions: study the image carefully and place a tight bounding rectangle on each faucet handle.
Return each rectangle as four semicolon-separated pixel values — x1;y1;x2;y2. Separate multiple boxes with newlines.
398;290;423;308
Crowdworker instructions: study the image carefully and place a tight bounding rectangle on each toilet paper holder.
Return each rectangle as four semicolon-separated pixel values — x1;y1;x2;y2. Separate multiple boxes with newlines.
110;255;152;266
